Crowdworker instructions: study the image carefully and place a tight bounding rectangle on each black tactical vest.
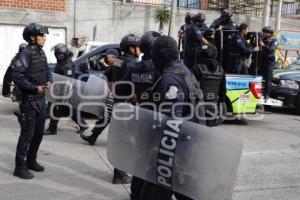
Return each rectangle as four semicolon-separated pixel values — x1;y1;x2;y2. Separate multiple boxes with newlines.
27;45;48;85
131;60;159;94
198;63;223;102
162;65;206;125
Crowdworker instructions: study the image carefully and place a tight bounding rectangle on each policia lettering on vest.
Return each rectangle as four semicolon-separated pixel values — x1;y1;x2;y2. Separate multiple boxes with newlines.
157;119;182;188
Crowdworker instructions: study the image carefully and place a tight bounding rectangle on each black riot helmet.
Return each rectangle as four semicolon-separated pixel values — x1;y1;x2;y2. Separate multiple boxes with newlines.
120;34;141;52
54;43;68;55
185;12;192;24
220;9;232;24
18;43;27;52
54;43;70;61
203;28;216;39
22;23;49;43
221;9;232;18
139;31;161;56
262;26;274;35
152;36;179;73
191;12;206;24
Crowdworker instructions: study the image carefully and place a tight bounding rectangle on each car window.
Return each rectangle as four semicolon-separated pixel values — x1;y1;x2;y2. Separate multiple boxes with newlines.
87;53;107;72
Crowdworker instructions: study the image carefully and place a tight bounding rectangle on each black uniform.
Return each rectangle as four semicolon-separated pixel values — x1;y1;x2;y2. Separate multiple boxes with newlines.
231;33;255;74
46;58;88;134
12;45;52;173
191;43;226;126
210;18;236;31
121;55;160;100
136;36;206;200
103;53;137;82
139;60;194;200
210;17;236;71
183;23;207;69
82;52;136;183
84;53;136;144
178;23;191;58
121;56;160;200
259;36;277;98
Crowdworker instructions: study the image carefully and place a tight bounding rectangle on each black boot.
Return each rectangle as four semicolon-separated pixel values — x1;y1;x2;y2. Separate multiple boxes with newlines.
80;134;97;145
80;122;105;145
13;167;34;179
112;169;132;184
27;161;45;172
44;119;58;135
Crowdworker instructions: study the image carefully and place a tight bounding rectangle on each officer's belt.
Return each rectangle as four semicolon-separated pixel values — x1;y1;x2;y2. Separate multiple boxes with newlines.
23;94;45;101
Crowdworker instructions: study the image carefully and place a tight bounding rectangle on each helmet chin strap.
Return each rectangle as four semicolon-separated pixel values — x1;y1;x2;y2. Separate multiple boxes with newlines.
34;35;44;48
133;47;138;58
29;35;38;47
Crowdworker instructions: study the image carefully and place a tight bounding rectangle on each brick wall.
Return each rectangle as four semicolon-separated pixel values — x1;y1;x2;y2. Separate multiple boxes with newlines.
0;0;67;12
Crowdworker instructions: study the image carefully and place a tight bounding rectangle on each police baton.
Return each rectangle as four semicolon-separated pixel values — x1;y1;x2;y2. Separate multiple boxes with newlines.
178;38;181;52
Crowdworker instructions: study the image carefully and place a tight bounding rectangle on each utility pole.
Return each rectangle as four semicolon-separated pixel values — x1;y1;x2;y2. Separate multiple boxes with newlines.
73;0;77;38
168;0;177;36
275;0;283;31
262;0;270;27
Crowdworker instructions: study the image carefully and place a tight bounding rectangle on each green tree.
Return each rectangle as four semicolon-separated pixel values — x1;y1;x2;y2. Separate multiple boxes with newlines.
153;6;171;34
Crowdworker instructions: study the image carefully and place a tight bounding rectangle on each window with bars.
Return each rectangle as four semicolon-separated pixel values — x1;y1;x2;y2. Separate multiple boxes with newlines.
115;0;300;19
207;0;300;19
115;0;201;9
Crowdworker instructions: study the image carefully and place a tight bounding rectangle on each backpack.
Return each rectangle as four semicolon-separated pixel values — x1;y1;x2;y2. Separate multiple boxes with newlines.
2;54;19;99
159;67;206;125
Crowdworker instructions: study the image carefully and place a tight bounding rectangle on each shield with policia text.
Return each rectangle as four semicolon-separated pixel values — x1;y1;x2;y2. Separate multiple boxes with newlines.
45;73;110;119
107;103;243;200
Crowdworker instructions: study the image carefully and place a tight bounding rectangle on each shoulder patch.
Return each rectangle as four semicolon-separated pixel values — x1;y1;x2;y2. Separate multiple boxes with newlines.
14;59;23;68
165;85;179;100
113;59;124;68
202;45;208;50
67;69;73;76
237;39;242;43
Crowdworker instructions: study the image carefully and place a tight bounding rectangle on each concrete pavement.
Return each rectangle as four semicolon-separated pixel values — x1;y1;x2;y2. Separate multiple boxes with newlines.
0;97;129;200
0;96;300;200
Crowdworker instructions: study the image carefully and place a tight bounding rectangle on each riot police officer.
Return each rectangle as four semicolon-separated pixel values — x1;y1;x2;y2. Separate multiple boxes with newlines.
138;36;204;200
210;9;236;71
104;33;140;83
191;29;226;127
179;13;192;35
183;12;208;69
44;43;88;135
121;31;161;101
122;31;161;200
80;34;140;145
80;34;141;185
178;13;192;57
12;23;52;179
231;23;259;74
259;26;277;100
202;27;216;44
2;43;27;97
210;9;236;31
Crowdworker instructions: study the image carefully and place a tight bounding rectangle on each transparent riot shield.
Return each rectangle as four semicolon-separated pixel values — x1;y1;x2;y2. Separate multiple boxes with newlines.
45;73;110;119
107;103;243;200
45;73;73;103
